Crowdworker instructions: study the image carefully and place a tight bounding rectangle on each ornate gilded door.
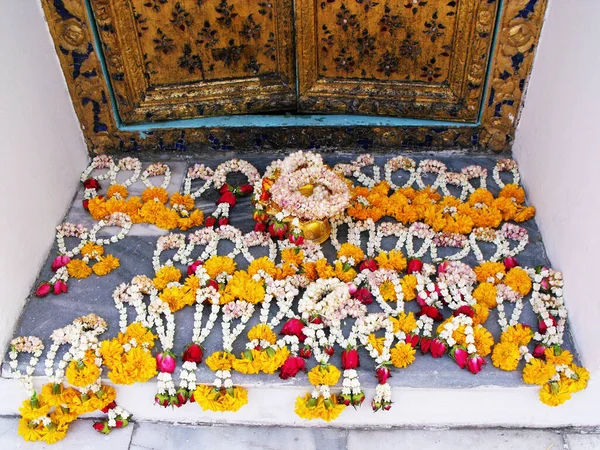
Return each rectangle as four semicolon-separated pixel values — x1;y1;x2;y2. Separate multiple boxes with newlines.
89;0;297;123
295;0;500;121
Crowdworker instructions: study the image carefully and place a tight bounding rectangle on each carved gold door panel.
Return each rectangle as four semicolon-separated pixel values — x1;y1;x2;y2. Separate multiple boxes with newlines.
295;0;499;121
90;0;296;123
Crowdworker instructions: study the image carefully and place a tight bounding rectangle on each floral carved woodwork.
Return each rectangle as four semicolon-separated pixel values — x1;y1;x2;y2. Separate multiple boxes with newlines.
41;0;547;153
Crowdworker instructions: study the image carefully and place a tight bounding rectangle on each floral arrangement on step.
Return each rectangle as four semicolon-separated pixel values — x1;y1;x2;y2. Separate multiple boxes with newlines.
12;152;589;444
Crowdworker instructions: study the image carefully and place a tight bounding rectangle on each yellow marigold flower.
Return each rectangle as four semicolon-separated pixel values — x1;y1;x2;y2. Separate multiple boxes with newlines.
193;385;248;412
468;188;495;206
19;397;51;421
248;324;277;345
473;282;498;308
121;322;156;348
185;275;201;292
391;342;416;369
281;248;305;267
66;357;100;388
545;347;574;367
170;192;195;211
539;382;572;407
18;417;44;442
221;270;265;304
423;197;474;234
513;205;536;222
107;184;129;199
493;197;518;221
523;359;556;385
159;285;194;312
206;352;235;371
379;280;398;302
41;383;77;407
474;325;494;357
337;243;365;265
294;393;345;422
92;254;120;276
401;274;418;301
387;191;420;224
504;267;532;296
469;206;503;229
80;242;104;259
260;347;290;374
315;259;335;279
154;208;180;230
66;259;92;279
491;342;521;371
347;182;390;222
51;407;78;426
232;350;262;375
141;186;169;204
368;334;386;355
565;364;590;393
204;256;237;279
375;250;407;272
472;303;490;326
308;364;341;386
499;184;526;204
333;261;357;282
390;312;417;335
153;265;182;290
106;346;157;385
474;262;505;284
139;200;167;225
500;324;533;347
187;209;205;228
99;339;124;369
277;262;299;279
248;257;277;278
301;261;319;281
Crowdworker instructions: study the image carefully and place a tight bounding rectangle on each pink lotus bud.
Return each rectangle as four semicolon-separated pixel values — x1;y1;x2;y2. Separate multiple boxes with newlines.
503;257;519;270
156;351;177;373
466;355;485;374
407;258;423;274
187;260;203;276
53;280;68;295
430;339;447;358
35;282;52;298
347;282;358;295
451;346;468;369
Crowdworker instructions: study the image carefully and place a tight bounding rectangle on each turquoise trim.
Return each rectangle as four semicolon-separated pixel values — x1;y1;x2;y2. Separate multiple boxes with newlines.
84;0;503;131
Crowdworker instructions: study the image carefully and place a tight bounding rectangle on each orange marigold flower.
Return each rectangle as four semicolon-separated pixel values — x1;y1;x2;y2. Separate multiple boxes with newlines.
141;186;169;204
170;192;195;211
504;267;532;296
66;259;92;279
92;254;120;276
107;184;129;200
499;184;526;204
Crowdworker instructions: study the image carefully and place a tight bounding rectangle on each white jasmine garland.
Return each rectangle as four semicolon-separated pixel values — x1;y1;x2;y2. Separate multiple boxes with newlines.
492;159;520;189
140;162;172;189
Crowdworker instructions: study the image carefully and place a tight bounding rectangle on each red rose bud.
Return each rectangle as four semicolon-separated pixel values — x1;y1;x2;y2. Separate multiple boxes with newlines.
308;316;323;325
467;355;485;374
289;232;304;245
279;356;306;379
187;260;203;276
259;191;271;202
175;388;189;406
420;336;432;354
205;216;216;227
405;333;420;348
238;184;254;195
217;191;237;207
407;258;423;274
206;279;219;291
155;393;170;407
383;402;392;411
372;400;381;411
352;391;365;406
359;258;378;272
299;346;312;359
101;401;117;414
454;305;475;318
51;255;71;271
182;343;203;363
268;222;288;240
93;421;110;434
420;305;444;321
280;318;306;342
540;277;550;291
430;339;447;358
156;351;177;373
218;217;229;227
324;345;335;356
532;344;547;359
339;393;352;406
451;346;468;369
347;282;358;295
341;348;360;370
503;256;520;270
219;184;232;194
254;222;267;232
53;280;68;295
82;199;90;210
437;261;450;274
83;178;100;190
376;367;391;384
538;316;557;334
35;282;52;298
353;288;373;305
115;419;126;428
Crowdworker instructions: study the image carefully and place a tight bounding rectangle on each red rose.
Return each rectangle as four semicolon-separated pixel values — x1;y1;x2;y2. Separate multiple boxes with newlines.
420;336;432;354
35;282;52;298
175;388;189;407
279;356;306;379
420;305;443;321
238;184;254;195
503;256;519;270
376;366;391;384
217;191;237;207
83;178;100;190
187;260;203;276
268;222;288;240
53;280;68;295
205;216;216;227
219;184;232;194
532;344;546;359
430;338;447;358
341;348;360;370
407;258;423;274
82;199;89;210
467;355;485;374
359;259;378;272
405;333;419;348
254;222;267;232
324;345;335;356
538;316;557;334
353;288;373;305
437;261;449;274
280;318;306;342
218;217;229;227
451;345;468;369
101;401;117;414
182;343;203;363
289;232;304;245
308;316;322;325
206;279;219;291
93;421;109;434
454;305;475;318
299;346;312;359
259;191;271;202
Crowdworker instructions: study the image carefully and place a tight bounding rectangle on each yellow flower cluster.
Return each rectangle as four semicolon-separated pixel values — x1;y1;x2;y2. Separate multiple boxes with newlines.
437;320;494;356
88;187;203;231
193;385;248;412
308;364;342;386
221;270;266;305
65;351;101;388
99;323;157;385
390;342;416;369
294;393;346;422
232;347;290;375
491;325;533;371
345;183;535;234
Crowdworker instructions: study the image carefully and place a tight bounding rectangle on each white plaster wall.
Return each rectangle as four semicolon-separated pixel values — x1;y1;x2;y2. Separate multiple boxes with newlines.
0;3;88;356
513;0;600;371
